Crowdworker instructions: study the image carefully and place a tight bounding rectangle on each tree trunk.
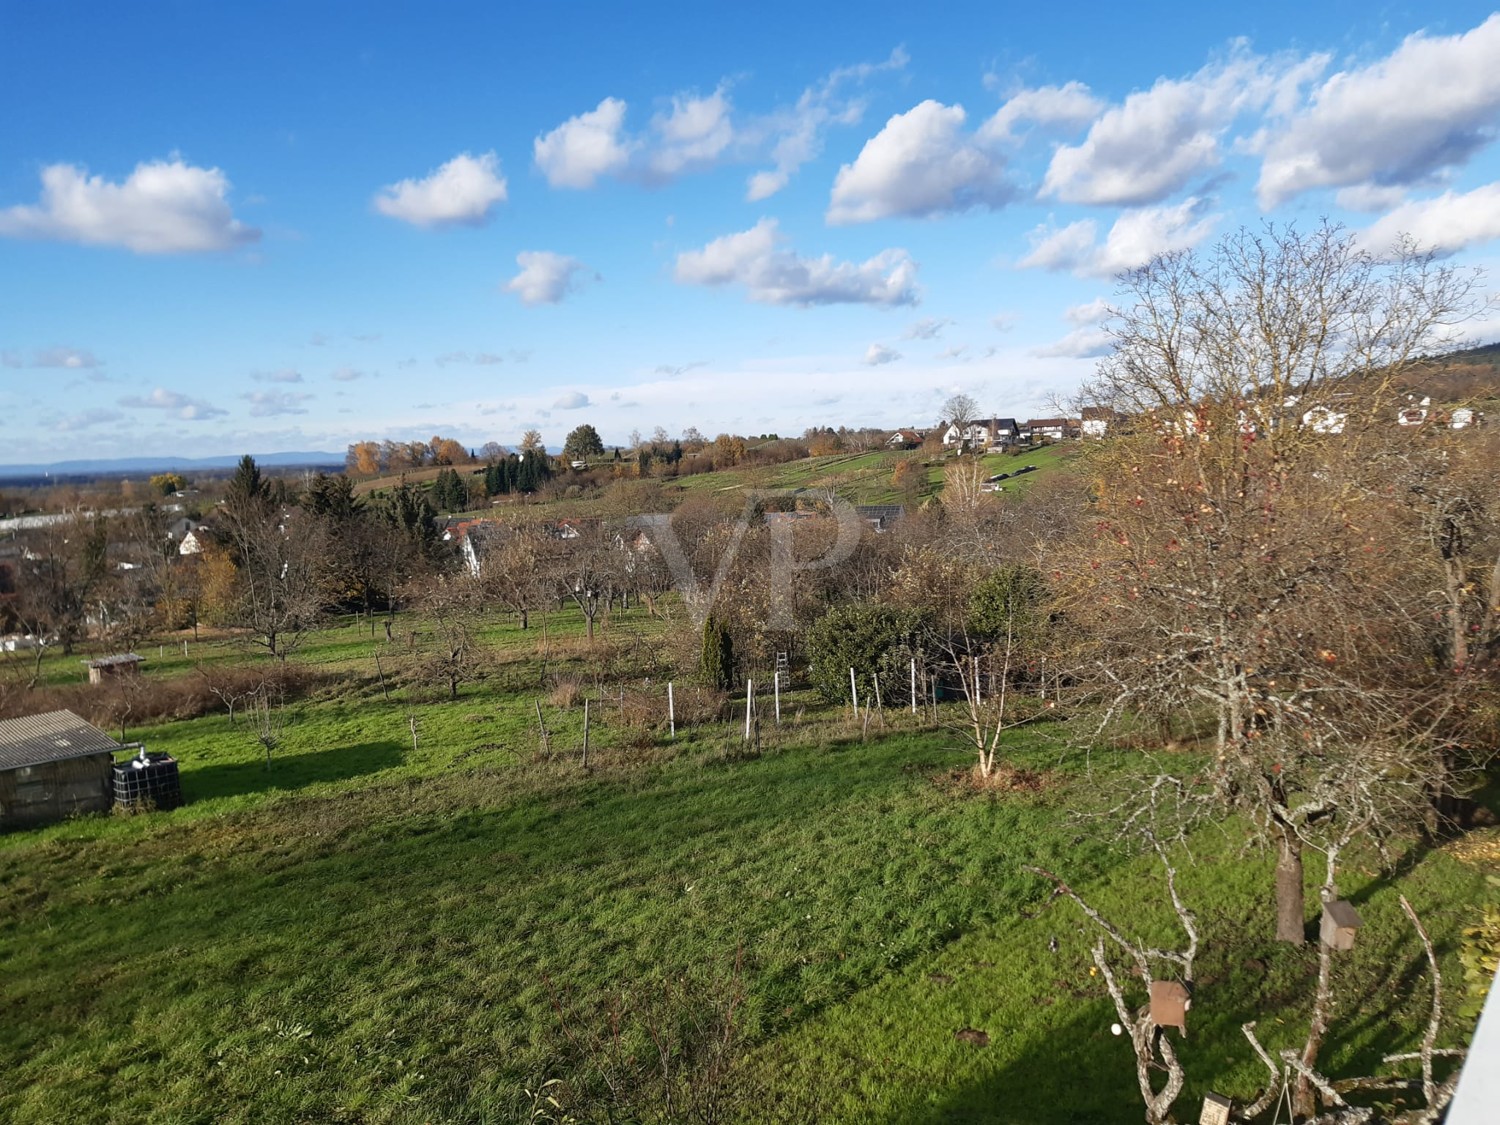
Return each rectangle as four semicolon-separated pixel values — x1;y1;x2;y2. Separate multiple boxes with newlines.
1274;826;1306;944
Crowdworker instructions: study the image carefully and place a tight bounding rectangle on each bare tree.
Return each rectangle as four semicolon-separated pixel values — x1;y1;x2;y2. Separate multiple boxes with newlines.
405;573;488;701
1027;787;1200;1125
219;493;330;661
12;512;109;667
553;523;624;642
248;683;287;768
941;392;979;452
478;523;548;629
1052;223;1487;943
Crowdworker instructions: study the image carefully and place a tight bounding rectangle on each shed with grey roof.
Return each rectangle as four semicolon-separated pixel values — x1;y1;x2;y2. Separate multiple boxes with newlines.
82;652;144;685
0;710;121;828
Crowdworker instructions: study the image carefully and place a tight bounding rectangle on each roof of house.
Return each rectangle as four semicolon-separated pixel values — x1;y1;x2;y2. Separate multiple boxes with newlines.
82;653;143;669
855;504;906;525
0;710;121;771
1080;406;1115;421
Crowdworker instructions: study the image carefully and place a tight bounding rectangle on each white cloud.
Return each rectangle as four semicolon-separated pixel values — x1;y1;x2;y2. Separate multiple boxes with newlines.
674;218;919;307
991;311;1021;333
1019;198;1218;277
474;353;505;365
243;390;312;417
535;98;634;188
252;368;303;383
1016;220;1100;272
828;100;1014;223
654;360;708;377
1357;183;1500;257
54;408;122;431
330;367;363;382
534;50;906;199
980;82;1104;143
373;152;508;227
554;391;590;409
745;46;908;201
865;343;901;365
1;350;21;368
1258;15;1500;207
1042;52;1317;206
0;158;259;253
33;346;103;369
649;87;734;178
1064;298;1113;325
118;387;228;420
505;251;594;305
903;317;952;340
1033;327;1114;358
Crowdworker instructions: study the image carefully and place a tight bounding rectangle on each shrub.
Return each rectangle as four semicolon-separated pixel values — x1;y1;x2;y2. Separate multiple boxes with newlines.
805;602;927;705
701;614;733;692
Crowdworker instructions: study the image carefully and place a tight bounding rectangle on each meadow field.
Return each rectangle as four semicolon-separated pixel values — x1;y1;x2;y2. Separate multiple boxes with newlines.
2;602;1493;1124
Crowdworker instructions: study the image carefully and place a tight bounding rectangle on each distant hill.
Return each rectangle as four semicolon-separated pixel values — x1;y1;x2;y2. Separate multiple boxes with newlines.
0;451;344;484
1400;340;1500;401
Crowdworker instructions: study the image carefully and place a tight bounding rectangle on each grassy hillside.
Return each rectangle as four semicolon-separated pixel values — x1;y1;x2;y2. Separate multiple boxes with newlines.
1;604;1492;1124
354;443;1080;523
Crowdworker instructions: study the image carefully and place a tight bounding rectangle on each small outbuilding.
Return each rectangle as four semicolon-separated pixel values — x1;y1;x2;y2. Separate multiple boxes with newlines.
82;653;144;684
0;710;122;829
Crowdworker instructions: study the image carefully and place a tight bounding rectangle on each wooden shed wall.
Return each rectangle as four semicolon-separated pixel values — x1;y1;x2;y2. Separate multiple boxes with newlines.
0;753;113;828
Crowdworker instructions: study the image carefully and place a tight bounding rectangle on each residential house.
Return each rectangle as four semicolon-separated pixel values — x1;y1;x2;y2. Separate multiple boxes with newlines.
1026;417;1076;442
457;521;510;578
855;504;905;532
942;417;1015;449
886;429;924;449
1398;396;1432;426
178;528;210;556
1080;406;1119;438
987;418;1021;448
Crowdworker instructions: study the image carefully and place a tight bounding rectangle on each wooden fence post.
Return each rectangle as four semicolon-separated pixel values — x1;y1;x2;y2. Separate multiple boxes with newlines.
536;699;551;758
582;698;591;768
668;681;675;739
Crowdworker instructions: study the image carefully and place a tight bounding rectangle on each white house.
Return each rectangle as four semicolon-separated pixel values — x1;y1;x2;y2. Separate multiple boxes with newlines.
943;417;1016;449
1080;407;1116;438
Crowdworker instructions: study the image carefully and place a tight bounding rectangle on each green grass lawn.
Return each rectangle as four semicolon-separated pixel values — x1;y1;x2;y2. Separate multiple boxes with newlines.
1;607;1492;1123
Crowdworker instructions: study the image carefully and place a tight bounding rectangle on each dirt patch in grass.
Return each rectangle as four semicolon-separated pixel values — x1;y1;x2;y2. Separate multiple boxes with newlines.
933;762;1053;795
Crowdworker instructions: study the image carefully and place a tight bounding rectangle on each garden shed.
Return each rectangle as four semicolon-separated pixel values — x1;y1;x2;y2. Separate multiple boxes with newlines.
82;652;144;684
0;710;121;828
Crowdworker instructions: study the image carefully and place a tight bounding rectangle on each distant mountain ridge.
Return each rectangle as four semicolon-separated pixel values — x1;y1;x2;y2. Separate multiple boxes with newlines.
0;451;344;480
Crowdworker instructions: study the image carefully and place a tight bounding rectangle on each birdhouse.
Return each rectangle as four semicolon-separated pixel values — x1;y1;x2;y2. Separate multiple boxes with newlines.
1320;900;1363;951
1199;1092;1232;1125
1149;979;1191;1033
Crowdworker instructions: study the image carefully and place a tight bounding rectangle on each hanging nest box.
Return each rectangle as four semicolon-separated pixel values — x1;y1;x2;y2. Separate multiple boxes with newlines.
1199;1092;1232;1125
1320;900;1363;951
1149;979;1191;1033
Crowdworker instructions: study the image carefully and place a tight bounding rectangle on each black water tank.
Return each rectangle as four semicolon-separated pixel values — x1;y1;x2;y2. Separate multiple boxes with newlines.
112;753;182;811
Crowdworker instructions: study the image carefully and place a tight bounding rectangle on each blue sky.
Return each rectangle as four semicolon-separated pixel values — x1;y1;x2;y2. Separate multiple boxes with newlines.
3;1;1500;464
